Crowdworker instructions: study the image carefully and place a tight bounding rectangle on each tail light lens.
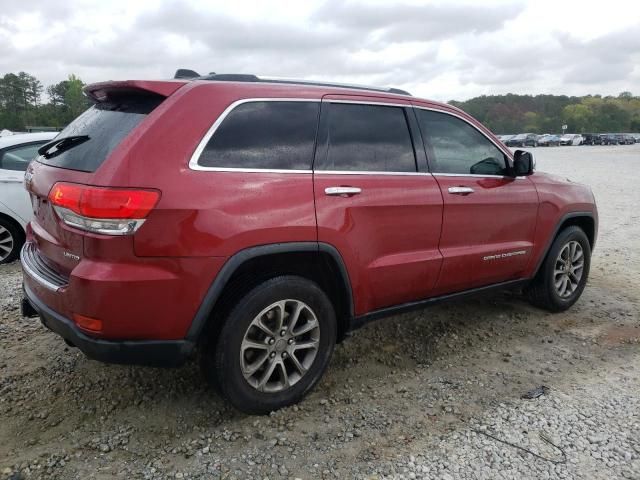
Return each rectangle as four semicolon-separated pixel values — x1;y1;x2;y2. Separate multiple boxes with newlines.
48;182;160;236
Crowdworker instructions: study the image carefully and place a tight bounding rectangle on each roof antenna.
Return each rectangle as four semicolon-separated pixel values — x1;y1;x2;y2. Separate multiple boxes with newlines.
174;69;201;79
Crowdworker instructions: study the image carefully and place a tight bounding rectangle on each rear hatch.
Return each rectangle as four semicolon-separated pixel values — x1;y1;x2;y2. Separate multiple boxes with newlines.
25;81;185;276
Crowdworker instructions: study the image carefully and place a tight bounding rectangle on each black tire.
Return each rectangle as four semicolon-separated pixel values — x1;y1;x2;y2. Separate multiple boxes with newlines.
201;275;337;414
0;217;24;264
526;226;591;312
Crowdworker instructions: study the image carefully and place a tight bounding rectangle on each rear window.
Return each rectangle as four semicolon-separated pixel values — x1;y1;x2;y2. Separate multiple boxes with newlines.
37;94;163;172
197;101;319;170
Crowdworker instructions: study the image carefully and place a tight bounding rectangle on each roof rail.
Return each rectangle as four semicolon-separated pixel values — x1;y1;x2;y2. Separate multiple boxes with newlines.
173;69;411;96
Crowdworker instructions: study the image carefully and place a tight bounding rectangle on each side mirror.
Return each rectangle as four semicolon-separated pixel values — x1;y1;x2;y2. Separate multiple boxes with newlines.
513;150;535;176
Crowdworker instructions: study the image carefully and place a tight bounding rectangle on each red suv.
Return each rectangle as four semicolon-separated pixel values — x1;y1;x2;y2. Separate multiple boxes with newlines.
21;73;597;413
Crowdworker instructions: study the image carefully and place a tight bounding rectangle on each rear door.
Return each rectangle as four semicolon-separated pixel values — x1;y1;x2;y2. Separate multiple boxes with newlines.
414;107;538;293
313;96;443;315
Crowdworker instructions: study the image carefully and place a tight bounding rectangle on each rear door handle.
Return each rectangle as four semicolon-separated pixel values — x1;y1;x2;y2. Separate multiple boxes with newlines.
325;186;362;196
448;186;475;195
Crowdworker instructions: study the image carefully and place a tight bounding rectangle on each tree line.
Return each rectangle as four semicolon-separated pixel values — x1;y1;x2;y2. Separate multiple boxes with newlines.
449;92;640;134
0;72;90;131
1;71;639;135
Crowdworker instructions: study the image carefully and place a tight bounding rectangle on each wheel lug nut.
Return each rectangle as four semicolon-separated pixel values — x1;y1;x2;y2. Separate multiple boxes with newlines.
288;338;294;345
280;330;286;337
268;338;275;345
270;352;276;358
282;352;288;359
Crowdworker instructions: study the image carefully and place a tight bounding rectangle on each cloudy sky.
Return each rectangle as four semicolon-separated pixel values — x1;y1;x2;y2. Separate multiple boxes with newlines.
1;0;639;101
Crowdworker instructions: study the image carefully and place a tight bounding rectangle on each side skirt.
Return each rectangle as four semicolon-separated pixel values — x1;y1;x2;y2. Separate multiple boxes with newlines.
349;278;530;331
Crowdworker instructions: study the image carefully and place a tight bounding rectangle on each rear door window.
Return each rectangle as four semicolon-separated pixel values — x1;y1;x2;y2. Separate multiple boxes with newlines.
315;103;416;172
197;101;320;170
37;94;163;173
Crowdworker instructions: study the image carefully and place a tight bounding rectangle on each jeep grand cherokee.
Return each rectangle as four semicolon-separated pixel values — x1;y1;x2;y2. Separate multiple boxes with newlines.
21;72;598;413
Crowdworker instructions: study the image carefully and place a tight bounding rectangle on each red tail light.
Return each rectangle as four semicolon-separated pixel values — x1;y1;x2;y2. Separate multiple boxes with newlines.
48;183;160;236
49;183;160;219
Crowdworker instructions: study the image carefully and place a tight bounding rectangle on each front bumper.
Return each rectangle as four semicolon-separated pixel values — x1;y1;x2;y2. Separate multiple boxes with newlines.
23;282;194;367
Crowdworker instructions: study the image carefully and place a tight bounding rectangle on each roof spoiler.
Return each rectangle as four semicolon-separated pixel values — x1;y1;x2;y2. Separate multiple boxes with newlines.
84;80;187;102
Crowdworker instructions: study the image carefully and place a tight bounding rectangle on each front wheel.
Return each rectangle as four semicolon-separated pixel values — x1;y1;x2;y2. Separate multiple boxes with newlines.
202;276;337;414
526;226;591;312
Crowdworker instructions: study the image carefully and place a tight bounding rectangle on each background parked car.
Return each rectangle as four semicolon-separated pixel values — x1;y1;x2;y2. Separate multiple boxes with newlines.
506;133;538;147
616;133;634;145
630;133;640;143
559;134;583;146
497;134;515;144
600;134;619;145
537;134;561;146
0;132;56;263
581;133;602;145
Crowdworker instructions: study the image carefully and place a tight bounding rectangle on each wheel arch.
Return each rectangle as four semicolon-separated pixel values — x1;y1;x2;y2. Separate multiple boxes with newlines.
532;211;596;278
187;242;354;344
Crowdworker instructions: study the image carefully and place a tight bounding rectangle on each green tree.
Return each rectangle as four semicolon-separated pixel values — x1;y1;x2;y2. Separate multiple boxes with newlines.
562;104;594;133
64;74;87;121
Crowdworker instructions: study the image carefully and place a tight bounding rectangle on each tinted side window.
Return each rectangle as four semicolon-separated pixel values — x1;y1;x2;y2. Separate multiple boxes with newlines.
198;101;319;170
417;110;508;176
0;143;45;171
316;103;416;172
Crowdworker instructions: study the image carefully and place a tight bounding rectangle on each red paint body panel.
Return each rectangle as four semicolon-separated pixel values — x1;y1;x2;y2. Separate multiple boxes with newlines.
524;172;598;277
431;176;539;295
314;173;443;314
21;79;598;348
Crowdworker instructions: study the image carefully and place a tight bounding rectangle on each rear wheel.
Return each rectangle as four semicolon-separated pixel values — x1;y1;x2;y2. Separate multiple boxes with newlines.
201;275;337;414
0;218;24;264
526;226;591;312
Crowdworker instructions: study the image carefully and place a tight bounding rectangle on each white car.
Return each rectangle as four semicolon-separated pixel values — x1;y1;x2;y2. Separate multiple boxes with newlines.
559;134;584;146
0;132;57;263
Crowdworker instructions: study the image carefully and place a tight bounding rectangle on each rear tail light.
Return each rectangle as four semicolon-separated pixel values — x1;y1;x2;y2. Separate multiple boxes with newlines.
48;182;160;236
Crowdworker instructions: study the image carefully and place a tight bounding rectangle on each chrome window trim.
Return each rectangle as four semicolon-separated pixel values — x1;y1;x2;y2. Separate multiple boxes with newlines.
412;105;514;172
188;98;321;172
315;170;429;176
433;173;528;180
189;97;517;178
192;167;312;174
324;99;411;108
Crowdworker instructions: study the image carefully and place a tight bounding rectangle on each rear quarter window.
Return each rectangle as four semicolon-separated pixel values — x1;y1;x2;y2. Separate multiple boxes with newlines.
196;101;320;170
37;94;163;173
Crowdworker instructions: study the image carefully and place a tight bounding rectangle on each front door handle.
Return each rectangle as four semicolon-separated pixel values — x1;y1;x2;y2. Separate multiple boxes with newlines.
448;186;475;195
325;186;362;196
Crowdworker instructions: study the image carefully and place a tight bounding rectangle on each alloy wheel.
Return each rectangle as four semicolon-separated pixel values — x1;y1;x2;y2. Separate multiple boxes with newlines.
0;225;15;262
240;299;320;393
554;240;584;298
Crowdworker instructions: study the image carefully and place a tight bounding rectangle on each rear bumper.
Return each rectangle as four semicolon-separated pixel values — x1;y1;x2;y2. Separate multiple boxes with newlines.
23;281;194;367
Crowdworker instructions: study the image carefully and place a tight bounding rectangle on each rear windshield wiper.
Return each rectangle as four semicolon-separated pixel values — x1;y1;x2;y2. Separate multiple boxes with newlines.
38;135;90;159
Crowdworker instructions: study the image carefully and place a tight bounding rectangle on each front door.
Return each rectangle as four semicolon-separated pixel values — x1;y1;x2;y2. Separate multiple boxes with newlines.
414;107;538;294
313;97;443;315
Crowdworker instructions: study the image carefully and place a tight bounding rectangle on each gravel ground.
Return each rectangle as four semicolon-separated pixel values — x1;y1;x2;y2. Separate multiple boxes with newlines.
1;145;639;480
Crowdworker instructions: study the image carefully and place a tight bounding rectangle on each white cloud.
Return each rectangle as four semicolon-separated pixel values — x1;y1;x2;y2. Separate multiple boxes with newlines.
0;0;639;101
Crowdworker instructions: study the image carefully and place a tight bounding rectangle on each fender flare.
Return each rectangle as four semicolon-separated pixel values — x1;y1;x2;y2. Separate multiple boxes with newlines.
186;242;353;342
531;211;596;278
